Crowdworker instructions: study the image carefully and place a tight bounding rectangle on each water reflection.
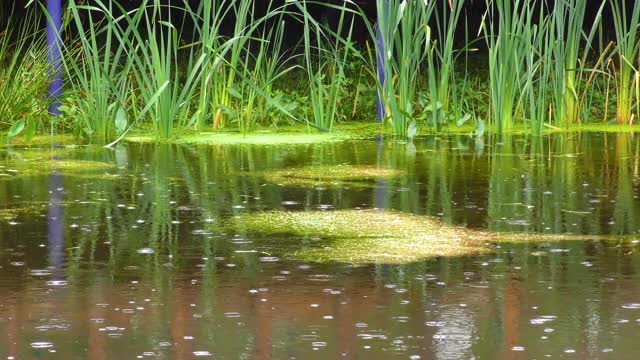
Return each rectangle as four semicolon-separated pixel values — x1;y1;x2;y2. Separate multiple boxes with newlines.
0;133;639;358
47;169;65;281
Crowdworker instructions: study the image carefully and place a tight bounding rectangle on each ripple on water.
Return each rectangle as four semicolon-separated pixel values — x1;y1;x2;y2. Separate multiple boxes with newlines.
258;256;280;262
31;342;54;349
29;269;52;276
622;303;640;309
136;248;154;254
46;280;68;286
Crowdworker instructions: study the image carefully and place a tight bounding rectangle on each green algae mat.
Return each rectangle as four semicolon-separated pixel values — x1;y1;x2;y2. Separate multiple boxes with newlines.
254;164;404;187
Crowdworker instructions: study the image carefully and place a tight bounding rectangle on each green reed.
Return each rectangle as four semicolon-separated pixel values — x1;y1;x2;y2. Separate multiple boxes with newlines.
294;0;356;131
426;0;466;131
122;0;206;140
62;0;133;143
483;0;531;134
610;0;640;125
522;1;550;135
372;0;435;137
0;7;49;143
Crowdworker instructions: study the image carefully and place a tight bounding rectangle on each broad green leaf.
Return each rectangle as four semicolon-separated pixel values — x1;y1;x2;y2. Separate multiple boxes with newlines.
227;87;242;99
475;118;485;138
115;107;128;134
7;119;25;143
407;121;418;140
456;114;472;127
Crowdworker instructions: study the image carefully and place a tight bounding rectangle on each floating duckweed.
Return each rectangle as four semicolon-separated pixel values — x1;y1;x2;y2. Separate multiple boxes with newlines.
127;132;354;146
227;209;493;263
259;165;404;187
227;209;621;264
0;156;115;181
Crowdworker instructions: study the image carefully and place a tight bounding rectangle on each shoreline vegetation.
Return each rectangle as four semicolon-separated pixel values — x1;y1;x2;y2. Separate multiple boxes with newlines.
1;0;640;145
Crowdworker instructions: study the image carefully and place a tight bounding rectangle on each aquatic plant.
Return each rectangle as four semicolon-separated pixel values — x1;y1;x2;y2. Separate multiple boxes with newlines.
256;164;403;187
61;0;133;143
361;0;435;137
550;0;605;127
610;0;640;125
424;0;467;131
482;0;532;134
227;209;493;263
521;2;550;135
294;0;356;131
0;7;49;143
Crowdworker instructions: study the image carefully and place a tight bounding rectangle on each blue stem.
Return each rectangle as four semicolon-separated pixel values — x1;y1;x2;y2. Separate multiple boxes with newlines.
47;0;63;115
376;0;390;123
376;23;385;123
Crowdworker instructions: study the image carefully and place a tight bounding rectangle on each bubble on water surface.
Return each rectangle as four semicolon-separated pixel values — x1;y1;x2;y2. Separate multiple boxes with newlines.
511;346;525;351
30;269;52;276
192;230;212;235
622;304;640;309
137;248;154;254
259;256;280;262
530;316;557;325
193;351;213;357
46;280;67;286
425;321;445;327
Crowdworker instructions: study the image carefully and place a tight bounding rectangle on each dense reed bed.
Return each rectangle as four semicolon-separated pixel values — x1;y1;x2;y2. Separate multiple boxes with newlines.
1;0;640;143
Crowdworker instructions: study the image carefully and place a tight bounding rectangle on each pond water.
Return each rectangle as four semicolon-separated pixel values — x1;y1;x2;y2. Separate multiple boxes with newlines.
1;133;640;359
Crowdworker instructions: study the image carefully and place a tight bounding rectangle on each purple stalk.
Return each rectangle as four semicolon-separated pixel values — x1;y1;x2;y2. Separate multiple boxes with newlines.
376;0;390;123
376;23;385;123
47;0;63;115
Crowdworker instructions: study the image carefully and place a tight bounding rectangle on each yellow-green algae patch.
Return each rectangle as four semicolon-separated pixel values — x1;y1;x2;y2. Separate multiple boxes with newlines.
257;165;403;187
127;131;354;146
227;209;621;264
125;122;383;145
0;134;79;147
227;209;493;264
1;150;116;180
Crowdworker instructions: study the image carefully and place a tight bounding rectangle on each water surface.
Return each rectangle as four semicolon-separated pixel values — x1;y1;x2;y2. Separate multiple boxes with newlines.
1;133;640;359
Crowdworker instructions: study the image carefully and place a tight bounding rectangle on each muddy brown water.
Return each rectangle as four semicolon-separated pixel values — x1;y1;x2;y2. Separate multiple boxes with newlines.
1;133;640;359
